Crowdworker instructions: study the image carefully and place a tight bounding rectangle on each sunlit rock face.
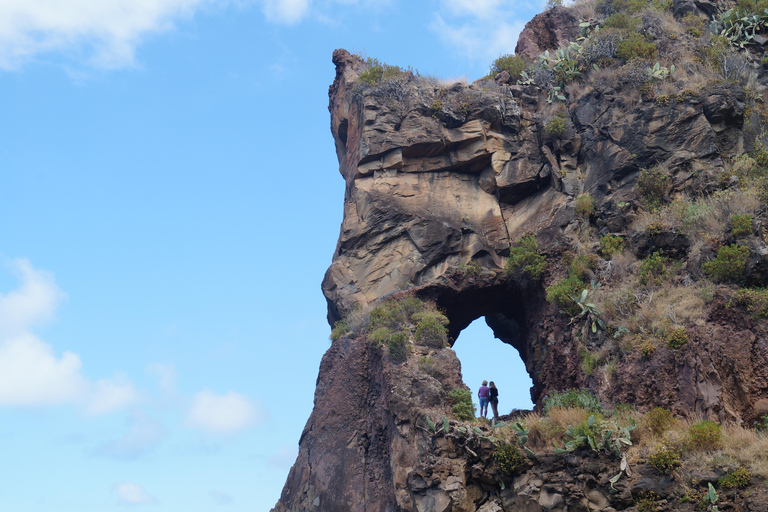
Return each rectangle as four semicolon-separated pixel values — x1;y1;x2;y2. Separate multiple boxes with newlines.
273;16;768;507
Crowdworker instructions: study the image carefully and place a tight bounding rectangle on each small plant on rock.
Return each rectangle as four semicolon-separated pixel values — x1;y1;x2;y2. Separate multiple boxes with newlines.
730;214;753;237
644;407;677;436
728;288;768;317
418;356;437;376
544;114;567;137
330;319;351;341
719;467;751;489
543;388;604;414
449;388;476;421
647;441;682;474
358;57;408;86
571;288;606;333
414;313;449;348
599;235;625;258
666;328;688;349
702;244;750;283
506;233;547;279
493;442;527;475
388;332;408;362
616;33;657;60
639;251;669;286
688;420;722;451
637;165;671;210
368;326;393;346
489;54;526;80
546;275;588;316
575;193;596;217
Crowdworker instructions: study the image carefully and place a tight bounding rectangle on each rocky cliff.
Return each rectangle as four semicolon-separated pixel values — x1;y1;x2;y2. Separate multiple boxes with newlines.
275;2;768;511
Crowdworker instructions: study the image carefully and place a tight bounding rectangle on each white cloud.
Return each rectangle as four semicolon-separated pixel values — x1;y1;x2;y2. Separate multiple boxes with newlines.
186;390;263;434
85;373;140;416
97;409;166;458
441;0;505;18
146;362;178;395
261;0;312;23
0;258;137;414
114;481;155;506
0;0;223;70
0;258;65;339
0;332;86;406
430;14;525;63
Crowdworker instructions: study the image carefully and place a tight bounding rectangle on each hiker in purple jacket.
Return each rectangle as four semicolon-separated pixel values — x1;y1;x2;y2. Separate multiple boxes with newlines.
478;380;490;419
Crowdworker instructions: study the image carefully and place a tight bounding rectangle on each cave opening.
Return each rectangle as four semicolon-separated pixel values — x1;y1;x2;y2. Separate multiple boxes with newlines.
452;318;534;415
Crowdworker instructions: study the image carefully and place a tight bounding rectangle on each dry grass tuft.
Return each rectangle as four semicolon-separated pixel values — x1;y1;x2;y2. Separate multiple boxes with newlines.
523;408;591;451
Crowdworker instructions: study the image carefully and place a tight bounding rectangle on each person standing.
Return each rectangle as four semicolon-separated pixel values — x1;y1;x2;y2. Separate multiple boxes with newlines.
489;381;499;421
478;380;490;419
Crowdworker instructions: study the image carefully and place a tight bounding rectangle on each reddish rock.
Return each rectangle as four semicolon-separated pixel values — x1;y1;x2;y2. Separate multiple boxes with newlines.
514;7;581;61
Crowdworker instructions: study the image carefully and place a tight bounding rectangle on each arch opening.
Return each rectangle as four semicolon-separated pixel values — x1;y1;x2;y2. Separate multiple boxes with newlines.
452;318;534;415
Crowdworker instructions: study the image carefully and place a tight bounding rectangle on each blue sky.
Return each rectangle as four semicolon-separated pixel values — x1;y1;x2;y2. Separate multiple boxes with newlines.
1;0;542;509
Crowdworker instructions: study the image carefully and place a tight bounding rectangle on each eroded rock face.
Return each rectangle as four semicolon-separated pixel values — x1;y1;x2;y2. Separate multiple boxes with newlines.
274;31;768;509
514;7;582;61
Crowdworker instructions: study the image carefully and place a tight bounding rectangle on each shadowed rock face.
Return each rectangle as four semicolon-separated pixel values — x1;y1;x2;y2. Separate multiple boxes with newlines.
273;38;768;511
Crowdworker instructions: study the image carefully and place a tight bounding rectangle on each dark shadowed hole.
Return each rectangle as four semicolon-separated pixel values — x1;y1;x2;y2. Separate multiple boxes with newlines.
452;318;534;415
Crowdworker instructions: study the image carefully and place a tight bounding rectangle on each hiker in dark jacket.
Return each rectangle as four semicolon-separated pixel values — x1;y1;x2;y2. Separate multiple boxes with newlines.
489;381;499;421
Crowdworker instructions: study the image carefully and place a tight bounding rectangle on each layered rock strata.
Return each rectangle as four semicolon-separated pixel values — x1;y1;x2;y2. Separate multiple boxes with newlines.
275;14;768;507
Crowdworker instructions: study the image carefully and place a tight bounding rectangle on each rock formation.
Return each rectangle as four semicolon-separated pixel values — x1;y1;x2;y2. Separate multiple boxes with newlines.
275;3;768;511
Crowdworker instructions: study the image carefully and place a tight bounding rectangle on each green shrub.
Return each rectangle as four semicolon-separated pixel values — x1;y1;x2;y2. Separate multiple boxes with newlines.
493;442;527;475
731;214;753;237
544;115;567;137
602;12;640;30
506;233;547;279
449;388;476;420
369;297;426;330
546;275;587;315
647;443;682;474
600;235;625;258
580;348;598;376
719;467;751;489
543;388;604;414
638;336;656;358
688;420;722;451
644;407;677;435
702;35;732;71
331;319;351;341
639;251;669;286
597;0;649;15
635;491;662;512
489;54;526;80
702;244;750;283
418;356;436;376
368;326;393;346
616;33;657;61
637;166;670;210
388;332;408;361
358;57;408;86
734;0;768;15
728;288;768;317
666;328;688;349
569;254;598;281
681;13;705;38
575;194;596;217
370;301;409;330
414;315;449;348
457;260;482;276
651;0;673;10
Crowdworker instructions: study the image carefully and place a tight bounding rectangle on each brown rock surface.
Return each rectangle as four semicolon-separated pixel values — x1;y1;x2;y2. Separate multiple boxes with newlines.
514;7;581;61
274;14;768;508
